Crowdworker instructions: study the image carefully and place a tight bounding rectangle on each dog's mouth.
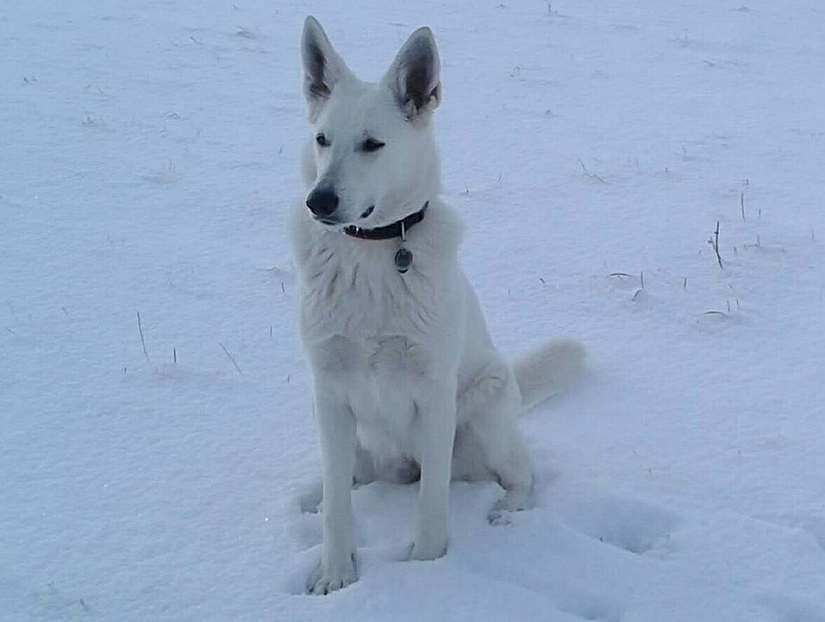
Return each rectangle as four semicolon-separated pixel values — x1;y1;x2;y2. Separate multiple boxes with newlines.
312;205;376;229
312;216;352;233
307;210;343;227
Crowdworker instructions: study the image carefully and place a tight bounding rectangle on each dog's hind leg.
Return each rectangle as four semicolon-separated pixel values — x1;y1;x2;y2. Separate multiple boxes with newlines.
457;361;534;523
483;428;533;524
354;440;421;485
353;441;377;486
300;442;379;515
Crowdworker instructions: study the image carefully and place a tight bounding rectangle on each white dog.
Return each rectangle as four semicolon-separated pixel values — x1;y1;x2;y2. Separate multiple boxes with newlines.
290;16;585;594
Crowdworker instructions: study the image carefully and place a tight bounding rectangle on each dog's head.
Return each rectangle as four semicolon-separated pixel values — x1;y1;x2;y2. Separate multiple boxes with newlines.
300;16;442;229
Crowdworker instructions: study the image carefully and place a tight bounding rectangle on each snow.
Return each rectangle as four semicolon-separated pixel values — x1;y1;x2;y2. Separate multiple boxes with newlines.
2;0;824;620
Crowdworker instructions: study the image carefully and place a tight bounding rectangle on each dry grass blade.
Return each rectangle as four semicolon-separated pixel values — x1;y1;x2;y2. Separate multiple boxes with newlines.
219;342;243;375
137;312;150;361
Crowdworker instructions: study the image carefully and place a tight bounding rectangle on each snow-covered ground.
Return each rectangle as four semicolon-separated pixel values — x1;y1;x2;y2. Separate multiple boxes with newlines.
2;1;824;620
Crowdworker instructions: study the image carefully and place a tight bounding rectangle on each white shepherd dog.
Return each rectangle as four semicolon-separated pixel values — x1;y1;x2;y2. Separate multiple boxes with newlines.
290;16;586;594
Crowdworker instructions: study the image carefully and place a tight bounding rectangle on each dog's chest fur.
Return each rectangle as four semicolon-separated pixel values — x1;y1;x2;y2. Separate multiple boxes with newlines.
291;202;465;453
301;239;432;339
291;200;463;342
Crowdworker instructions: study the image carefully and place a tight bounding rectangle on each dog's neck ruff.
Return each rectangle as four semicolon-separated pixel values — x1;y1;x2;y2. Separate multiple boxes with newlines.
343;202;429;241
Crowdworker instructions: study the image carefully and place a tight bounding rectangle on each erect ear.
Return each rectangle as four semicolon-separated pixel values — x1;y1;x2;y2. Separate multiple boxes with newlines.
301;16;352;120
381;26;441;120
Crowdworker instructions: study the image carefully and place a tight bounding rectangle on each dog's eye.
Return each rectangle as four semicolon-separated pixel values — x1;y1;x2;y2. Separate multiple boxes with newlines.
361;138;385;153
315;133;330;147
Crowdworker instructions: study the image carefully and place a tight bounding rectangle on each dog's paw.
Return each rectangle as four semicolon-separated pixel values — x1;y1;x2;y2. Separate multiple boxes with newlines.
408;538;447;561
487;491;529;526
298;482;323;514
487;509;513;526
306;555;357;595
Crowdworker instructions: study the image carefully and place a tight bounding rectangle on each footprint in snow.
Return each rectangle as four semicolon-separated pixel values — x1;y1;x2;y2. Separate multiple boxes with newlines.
756;514;825;554
557;591;623;622
558;493;678;557
759;593;825;622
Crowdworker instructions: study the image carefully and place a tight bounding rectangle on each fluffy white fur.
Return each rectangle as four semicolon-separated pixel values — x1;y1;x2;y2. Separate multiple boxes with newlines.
291;16;585;595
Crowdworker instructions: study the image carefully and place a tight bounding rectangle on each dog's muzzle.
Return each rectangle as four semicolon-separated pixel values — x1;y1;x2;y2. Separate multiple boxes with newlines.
306;186;339;220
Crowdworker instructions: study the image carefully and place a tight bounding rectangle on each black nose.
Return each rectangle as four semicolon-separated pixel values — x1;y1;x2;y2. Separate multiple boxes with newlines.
306;187;339;218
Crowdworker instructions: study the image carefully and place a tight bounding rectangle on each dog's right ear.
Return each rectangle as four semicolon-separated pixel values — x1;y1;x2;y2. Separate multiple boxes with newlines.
301;16;351;121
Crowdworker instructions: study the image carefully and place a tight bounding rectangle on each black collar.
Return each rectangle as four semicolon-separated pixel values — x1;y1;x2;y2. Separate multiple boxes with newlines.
343;202;429;240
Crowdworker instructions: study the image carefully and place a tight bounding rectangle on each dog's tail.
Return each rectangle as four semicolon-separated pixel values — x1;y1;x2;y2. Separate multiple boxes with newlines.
513;339;586;412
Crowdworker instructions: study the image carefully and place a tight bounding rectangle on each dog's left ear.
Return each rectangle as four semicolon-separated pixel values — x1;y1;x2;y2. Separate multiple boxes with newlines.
382;27;441;120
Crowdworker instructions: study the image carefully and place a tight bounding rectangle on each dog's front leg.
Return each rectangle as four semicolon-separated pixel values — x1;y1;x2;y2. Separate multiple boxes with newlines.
307;390;357;595
410;383;457;561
